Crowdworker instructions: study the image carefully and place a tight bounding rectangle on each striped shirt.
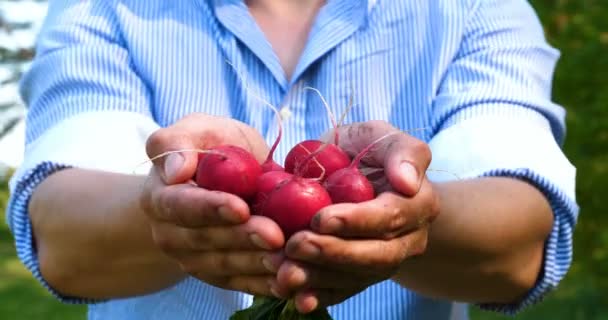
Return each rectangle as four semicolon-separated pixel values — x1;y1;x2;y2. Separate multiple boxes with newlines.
6;0;579;319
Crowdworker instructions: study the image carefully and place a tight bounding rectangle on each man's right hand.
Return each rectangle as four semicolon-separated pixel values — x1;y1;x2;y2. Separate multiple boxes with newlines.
140;113;285;296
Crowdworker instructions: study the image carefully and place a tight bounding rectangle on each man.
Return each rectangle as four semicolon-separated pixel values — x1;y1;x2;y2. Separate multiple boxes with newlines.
7;0;578;319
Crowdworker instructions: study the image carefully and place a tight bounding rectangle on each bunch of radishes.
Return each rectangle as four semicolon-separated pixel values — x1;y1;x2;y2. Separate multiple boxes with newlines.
195;105;382;238
146;83;397;319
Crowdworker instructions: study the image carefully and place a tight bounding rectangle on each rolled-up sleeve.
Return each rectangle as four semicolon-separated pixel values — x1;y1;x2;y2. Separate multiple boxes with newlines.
427;0;579;315
6;0;159;303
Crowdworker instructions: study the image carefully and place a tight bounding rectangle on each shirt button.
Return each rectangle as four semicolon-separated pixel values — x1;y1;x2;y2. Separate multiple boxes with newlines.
280;106;292;121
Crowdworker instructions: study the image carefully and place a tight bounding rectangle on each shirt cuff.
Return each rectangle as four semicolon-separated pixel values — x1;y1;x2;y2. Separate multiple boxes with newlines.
426;112;579;315
7;110;159;303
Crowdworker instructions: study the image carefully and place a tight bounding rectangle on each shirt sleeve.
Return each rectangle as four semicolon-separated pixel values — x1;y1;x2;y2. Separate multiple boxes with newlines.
426;0;579;315
6;0;159;304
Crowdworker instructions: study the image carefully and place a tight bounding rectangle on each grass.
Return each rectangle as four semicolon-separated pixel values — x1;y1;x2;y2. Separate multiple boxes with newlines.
0;0;607;319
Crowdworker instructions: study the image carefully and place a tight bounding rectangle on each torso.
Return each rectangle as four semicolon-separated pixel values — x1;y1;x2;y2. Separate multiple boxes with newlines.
94;1;473;319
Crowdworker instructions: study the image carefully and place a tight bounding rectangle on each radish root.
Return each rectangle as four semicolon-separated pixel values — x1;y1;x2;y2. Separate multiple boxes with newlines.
337;80;356;129
304;86;339;145
426;168;462;180
132;149;225;174
294;143;327;181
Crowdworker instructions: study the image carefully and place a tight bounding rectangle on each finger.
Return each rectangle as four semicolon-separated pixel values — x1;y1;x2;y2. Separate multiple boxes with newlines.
331;121;432;196
146;126;200;185
311;191;430;239
154;215;285;252
206;275;276;297
276;260;379;293
180;251;282;277
284;229;429;275
152;183;250;227
145;114;271;183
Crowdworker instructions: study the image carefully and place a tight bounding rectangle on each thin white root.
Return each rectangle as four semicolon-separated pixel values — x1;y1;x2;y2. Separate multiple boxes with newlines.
337;80;355;127
426;168;462;180
304;86;339;143
403;126;431;135
131;148;222;175
225;59;282;119
226;59;283;162
294;142;326;180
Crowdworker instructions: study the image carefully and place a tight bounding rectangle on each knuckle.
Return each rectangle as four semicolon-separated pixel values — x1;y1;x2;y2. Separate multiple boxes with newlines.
387;207;405;234
185;230;210;251
356;121;376;138
153;230;175;254
178;260;198;275
156;189;175;221
139;185;153;216
368;119;390;128
411;140;432;165
217;254;233;272
428;189;441;221
377;194;406;236
203;276;229;290
228;277;261;296
373;243;402;271
411;231;429;257
146;128;171;157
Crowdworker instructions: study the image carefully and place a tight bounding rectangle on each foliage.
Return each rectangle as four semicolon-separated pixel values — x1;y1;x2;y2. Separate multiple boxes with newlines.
0;0;606;319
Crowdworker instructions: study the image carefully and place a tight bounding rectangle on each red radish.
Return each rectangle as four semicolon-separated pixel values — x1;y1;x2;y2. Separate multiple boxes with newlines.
255;147;335;237
257;176;332;238
284;140;350;180
251;170;293;214
324;132;399;204
195;145;262;200
282;87;355;180
226;60;284;172
324;167;375;204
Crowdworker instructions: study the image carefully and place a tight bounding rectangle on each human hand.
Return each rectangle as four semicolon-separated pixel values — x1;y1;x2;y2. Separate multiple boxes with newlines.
273;120;440;313
140;113;285;296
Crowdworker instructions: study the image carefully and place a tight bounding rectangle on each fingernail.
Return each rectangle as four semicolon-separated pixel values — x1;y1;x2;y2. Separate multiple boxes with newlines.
400;161;420;190
325;217;343;233
262;255;278;273
218;206;241;223
288;266;306;284
268;279;282;298
164;153;184;182
250;233;272;250
299;242;320;258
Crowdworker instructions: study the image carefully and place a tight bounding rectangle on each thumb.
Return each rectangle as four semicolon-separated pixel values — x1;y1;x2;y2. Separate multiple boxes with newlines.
146;128;199;185
162;151;198;184
383;137;431;196
333;121;431;196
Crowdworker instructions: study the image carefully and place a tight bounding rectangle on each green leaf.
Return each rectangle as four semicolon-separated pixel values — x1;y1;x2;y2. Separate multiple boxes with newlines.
277;299;334;320
229;296;285;320
228;296;334;320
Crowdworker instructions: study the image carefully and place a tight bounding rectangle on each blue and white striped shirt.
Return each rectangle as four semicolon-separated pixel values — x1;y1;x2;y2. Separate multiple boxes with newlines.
7;0;579;319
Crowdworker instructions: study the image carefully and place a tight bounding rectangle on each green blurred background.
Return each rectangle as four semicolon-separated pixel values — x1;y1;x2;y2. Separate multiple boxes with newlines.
1;0;606;319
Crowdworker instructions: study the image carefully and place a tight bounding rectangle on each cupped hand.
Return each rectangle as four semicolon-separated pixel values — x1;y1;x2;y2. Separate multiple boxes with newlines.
273;120;441;313
140;113;286;296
